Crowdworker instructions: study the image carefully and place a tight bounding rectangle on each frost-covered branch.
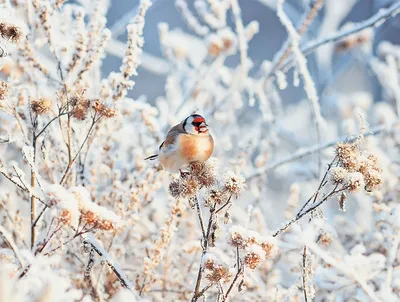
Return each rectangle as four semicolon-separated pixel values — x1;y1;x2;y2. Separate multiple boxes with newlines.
281;1;400;72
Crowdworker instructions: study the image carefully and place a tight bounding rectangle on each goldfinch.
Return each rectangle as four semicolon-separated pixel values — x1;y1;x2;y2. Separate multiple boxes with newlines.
145;114;214;173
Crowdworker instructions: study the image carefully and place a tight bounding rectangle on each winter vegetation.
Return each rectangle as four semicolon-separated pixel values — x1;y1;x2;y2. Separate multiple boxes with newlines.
0;0;399;301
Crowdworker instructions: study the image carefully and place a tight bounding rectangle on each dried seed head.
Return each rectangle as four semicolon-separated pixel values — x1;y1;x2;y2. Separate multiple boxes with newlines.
72;98;91;121
228;225;247;248
345;172;364;193
31;98;52;115
0;81;8;100
0;22;22;43
335;142;359;171
244;244;265;269
259;236;278;259
363;168;383;192
223;171;246;197
330;167;348;185
181;177;199;198
169;178;183;198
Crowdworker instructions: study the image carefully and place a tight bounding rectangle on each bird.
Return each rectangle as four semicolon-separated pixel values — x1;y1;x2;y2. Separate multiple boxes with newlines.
145;114;214;173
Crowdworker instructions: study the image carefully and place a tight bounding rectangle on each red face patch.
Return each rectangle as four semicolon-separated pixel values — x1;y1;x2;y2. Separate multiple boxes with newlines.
193;116;205;123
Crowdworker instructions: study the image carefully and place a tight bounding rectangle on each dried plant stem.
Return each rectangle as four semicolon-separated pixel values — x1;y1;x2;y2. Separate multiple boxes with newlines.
268;0;324;77
60;115;101;185
273;180;345;237
192;201;216;301
302;246;308;302
280;1;400;73
308;242;380;301
30;120;38;250
224;247;244;301
247;122;394;180
0;225;24;268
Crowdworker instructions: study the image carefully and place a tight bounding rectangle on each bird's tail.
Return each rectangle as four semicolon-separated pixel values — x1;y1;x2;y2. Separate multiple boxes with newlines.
144;154;158;160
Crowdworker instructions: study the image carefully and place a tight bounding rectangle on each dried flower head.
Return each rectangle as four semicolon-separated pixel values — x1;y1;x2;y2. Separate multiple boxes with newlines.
189;159;217;187
345;172;364;193
228;225;247;248
259;236;278;259
207;189;226;205
92;99;116;118
0;22;22;43
203;254;232;283
72;98;91;120
335;142;359;171
169;178;183;198
0;81;8;100
363;168;383;192
330;167;348;185
181;177;200;198
223;171;246;197
244;244;265;269
31;98;52;115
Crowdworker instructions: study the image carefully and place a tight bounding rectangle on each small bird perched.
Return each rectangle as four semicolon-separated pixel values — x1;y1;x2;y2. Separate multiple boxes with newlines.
145;114;214;173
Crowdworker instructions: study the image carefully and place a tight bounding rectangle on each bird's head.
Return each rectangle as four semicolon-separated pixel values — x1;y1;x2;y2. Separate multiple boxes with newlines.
183;114;209;135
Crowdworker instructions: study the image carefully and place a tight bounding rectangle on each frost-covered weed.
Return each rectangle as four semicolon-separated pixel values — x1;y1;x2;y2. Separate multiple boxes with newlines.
0;0;399;301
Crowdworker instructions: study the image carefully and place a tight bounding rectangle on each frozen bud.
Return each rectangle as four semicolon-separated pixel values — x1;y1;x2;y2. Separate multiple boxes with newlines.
31;98;52;115
218;28;237;54
345;172;364;193
228;225;247;248
337;192;346;211
330;167;348;185
224;171;246;197
275;70;287;90
244;244;265;269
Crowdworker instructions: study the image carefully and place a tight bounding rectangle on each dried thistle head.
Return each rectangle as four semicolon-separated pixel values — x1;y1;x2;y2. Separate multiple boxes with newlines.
223;171;246;197
181;177;200;198
169;178;183;198
189;160;216;187
0;22;22;43
317;232;333;247
31;98;52;115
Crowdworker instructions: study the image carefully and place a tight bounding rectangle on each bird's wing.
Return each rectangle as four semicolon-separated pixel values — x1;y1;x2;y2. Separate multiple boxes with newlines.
159;123;185;150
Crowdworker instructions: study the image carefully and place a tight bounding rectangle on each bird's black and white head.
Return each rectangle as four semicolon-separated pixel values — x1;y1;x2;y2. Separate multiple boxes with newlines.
183;114;209;135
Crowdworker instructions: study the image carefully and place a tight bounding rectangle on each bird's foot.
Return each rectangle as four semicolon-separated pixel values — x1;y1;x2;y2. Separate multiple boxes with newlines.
179;169;190;179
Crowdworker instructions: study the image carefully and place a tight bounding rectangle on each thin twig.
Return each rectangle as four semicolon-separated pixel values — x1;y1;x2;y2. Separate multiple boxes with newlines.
302;246;308;302
280;1;400;73
0;225;25;268
246;123;394;181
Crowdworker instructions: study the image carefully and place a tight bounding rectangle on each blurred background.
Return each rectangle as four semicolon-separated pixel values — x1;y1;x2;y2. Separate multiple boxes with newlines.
104;0;400;104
